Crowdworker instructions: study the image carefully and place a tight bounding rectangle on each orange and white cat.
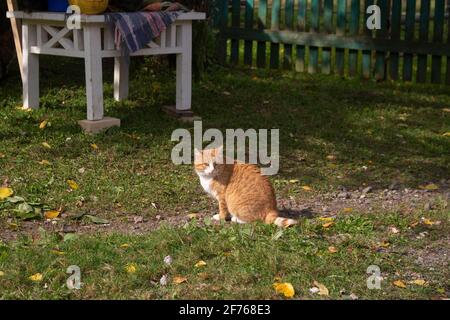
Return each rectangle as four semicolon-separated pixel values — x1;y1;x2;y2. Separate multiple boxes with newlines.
194;146;297;227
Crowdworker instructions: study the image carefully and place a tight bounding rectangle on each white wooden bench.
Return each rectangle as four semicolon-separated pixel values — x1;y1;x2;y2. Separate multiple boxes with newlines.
7;11;206;132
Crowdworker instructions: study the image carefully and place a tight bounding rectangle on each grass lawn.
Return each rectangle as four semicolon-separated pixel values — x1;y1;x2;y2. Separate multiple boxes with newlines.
0;56;449;299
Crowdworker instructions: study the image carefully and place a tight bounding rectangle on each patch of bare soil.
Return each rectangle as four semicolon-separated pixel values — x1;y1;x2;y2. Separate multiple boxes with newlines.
1;187;448;243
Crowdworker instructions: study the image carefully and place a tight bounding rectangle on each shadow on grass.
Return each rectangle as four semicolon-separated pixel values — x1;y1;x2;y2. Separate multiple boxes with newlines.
1;56;449;191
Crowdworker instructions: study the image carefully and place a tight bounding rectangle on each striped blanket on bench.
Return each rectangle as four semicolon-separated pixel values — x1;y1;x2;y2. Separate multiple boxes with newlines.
105;11;180;54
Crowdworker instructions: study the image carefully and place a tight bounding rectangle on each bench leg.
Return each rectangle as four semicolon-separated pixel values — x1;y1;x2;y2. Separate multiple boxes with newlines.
114;55;130;101
22;23;39;109
84;25;103;121
176;22;192;111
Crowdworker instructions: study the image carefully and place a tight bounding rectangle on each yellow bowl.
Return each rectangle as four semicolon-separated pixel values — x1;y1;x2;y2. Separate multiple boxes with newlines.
69;0;109;15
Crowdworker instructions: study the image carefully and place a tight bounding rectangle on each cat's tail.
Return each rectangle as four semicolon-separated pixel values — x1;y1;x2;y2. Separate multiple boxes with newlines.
265;210;298;228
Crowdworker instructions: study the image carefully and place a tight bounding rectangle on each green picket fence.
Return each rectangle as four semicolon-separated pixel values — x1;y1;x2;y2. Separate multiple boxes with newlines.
215;0;450;85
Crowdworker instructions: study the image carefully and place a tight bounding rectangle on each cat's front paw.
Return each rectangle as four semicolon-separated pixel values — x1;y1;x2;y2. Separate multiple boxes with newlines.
212;214;221;221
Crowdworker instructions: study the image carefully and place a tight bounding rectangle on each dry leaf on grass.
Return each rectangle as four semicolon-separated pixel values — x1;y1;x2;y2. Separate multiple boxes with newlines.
273;282;295;298
313;281;329;296
393;280;407;288
301;185;312;191
67;180;79;190
42;142;52;149
322;222;334;229
44;210;60;219
39;120;48;129
410;279;426;286
328;246;338;254
39;160;51;166
173;276;188;284
419;183;439;191
125;263;137;273
378;241;390;248
29;273;43;282
0;187;13;200
194;260;207;268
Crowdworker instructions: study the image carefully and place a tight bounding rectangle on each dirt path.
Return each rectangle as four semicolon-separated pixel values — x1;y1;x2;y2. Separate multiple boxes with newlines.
1;187;448;242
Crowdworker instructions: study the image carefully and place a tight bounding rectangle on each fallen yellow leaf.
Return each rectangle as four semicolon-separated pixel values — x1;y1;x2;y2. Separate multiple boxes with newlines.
187;213;198;219
313;281;329;296
194;260;207;268
273;282;295;298
125;263;137;273
422;218;435;226
120;243;130;249
442;132;450;137
0;271;4;277
39;160;51;166
91;143;99;150
419;183;439;191
289;179;299;184
393;280;407;288
301;185;312;191
67;180;79;190
173;276;188;284
410;279;426;286
29;273;43;282
42;142;52;149
378;241;390;248
197;272;209;280
319;217;335;222
44;210;60;219
51;250;65;255
409;221;419;228
322;222;334;229
343;208;353;213
328;246;338;254
39;120;48;129
0;187;13;200
326;155;336;161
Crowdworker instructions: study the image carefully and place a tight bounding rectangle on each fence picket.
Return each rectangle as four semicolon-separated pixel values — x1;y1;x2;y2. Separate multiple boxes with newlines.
230;0;241;64
217;0;229;64
431;0;445;83
244;0;254;66
349;0;361;76
309;0;320;74
362;0;374;79
296;0;307;72
270;0;281;69
375;0;389;80
403;0;416;81
336;0;347;76
389;0;401;80
417;0;430;83
284;0;295;69
322;0;334;74
257;0;268;68
447;0;450;85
